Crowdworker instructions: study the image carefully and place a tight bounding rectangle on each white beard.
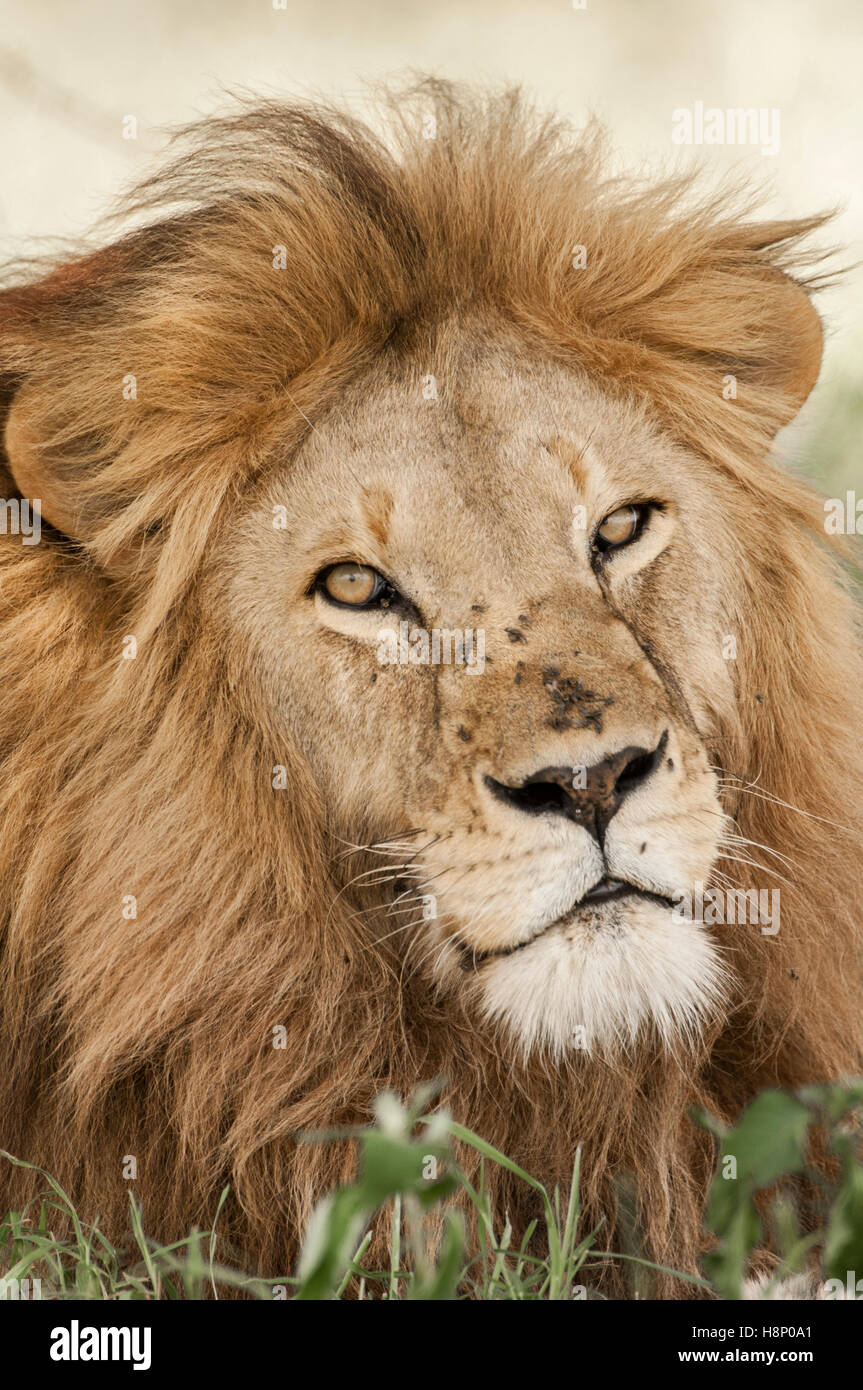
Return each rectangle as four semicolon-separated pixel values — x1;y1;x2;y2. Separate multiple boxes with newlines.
476;896;727;1059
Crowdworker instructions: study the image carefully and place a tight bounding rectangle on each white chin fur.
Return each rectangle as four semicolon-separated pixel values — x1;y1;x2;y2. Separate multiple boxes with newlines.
477;898;727;1060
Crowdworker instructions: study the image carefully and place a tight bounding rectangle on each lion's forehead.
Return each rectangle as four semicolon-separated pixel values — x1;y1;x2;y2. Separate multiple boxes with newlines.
280;341;685;596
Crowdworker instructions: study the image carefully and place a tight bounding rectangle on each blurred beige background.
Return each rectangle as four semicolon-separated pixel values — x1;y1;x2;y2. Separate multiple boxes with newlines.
0;0;861;489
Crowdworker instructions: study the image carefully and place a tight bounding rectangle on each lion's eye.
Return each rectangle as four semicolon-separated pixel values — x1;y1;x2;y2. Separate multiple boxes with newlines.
318;562;388;608
594;504;647;553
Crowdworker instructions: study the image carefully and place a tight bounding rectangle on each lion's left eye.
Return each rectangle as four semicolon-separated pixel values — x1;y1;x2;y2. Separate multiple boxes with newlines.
316;561;391;608
594;504;648;553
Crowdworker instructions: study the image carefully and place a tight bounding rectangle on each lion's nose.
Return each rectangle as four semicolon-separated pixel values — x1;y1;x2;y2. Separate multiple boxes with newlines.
485;732;667;844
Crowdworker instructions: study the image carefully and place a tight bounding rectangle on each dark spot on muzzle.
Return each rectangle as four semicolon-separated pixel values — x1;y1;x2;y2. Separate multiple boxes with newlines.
541;666;614;733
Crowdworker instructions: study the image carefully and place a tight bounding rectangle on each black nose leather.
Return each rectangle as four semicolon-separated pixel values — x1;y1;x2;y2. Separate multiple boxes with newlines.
485;732;668;844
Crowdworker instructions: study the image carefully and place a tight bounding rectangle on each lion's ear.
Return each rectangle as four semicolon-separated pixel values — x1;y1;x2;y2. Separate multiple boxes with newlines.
765;273;823;424
4;384;86;540
0;244;142;555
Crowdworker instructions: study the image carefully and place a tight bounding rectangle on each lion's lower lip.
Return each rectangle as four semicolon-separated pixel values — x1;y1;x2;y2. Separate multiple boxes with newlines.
460;880;673;967
555;879;673;926
550;877;638;929
580;876;631;904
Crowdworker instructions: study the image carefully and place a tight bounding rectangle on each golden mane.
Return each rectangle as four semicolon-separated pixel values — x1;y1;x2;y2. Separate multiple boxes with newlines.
1;80;862;1296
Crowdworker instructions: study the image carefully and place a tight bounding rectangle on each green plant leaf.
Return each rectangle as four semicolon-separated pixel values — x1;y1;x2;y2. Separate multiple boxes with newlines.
824;1159;863;1282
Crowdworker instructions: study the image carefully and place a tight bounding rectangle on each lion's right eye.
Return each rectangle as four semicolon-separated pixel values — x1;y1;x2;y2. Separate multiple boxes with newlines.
593;503;650;554
317;562;389;608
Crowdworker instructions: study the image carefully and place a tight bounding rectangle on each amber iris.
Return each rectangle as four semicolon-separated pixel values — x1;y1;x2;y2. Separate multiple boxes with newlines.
321;562;382;606
595;504;643;550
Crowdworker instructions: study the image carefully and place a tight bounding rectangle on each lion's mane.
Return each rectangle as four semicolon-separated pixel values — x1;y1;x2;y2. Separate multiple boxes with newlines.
1;82;862;1296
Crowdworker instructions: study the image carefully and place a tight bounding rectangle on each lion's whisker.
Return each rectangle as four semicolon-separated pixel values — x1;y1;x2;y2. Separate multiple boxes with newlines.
373;914;430;947
715;853;793;888
392;860;457;906
720;835;798;873
687;805;800;875
711;766;853;833
328;829;427;864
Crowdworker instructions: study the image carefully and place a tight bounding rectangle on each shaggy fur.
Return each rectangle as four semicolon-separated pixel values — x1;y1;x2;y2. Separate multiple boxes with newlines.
1;80;862;1297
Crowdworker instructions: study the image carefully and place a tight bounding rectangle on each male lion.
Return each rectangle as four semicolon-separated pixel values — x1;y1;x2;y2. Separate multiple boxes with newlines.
1;83;862;1298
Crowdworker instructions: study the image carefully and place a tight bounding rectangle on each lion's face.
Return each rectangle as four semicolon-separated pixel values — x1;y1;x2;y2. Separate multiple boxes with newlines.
221;330;734;1056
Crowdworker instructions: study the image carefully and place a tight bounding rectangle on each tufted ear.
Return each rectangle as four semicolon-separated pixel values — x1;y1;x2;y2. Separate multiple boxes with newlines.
760;271;824;424
0;244;138;550
4;383;84;539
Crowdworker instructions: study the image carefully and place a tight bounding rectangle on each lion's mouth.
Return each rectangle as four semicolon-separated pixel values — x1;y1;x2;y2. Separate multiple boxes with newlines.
457;877;674;966
578;876;633;905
